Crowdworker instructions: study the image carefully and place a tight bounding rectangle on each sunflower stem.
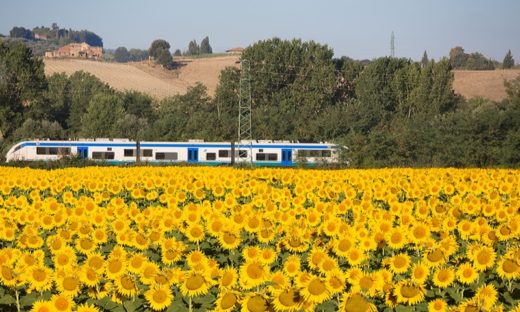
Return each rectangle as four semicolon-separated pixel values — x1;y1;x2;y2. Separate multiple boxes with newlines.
189;297;192;312
15;289;20;312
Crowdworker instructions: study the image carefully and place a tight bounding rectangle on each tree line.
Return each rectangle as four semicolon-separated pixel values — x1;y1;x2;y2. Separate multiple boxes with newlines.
1;38;519;167
111;37;213;64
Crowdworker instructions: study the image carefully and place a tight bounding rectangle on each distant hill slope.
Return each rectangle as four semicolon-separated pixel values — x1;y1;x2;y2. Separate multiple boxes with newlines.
45;57;519;101
453;69;520;102
44;56;239;98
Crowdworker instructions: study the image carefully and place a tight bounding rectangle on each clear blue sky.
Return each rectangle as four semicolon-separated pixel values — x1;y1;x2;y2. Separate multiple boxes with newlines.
1;0;518;61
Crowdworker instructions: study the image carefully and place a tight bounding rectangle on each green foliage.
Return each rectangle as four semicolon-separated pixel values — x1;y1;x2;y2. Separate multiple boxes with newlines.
187;40;200;56
149;39;174;69
9;26;32;39
421;50;429;67
200;36;212;54
449;46;495;70
114;46;130;62
503;49;515;69
80;93;126;138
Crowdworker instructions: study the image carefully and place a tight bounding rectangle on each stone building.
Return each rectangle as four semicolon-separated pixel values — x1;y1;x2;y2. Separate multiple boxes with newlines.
45;42;102;59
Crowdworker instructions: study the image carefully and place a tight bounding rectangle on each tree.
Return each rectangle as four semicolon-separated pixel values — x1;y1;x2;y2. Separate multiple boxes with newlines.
156;49;174;69
148;39;171;59
449;46;468;69
128;49;148;62
173;49;182;57
421;51;429;67
0;41;46;139
114;47;130;62
187;40;200;56
12;119;65;140
80;93;125;137
503;50;515;69
200;36;212;54
9;27;32;39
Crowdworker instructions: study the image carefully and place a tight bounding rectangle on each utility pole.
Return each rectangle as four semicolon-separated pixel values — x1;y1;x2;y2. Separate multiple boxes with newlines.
237;59;253;165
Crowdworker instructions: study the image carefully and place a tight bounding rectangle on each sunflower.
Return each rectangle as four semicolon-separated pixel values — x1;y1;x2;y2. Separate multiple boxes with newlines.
85;253;105;273
300;275;330;304
326;269;346;295
424;248;447;268
240;293;272;312
140;261;160;285
410;222;431;244
475;284;498;310
0;264;18;287
272;287;304;312
55;273;82;298
283;255;301;277
332;237;354;258
218;229;241;250
115;274;138;297
76;303;101;312
145;284;174;311
456;262;478;285
79;265;100;288
432;267;455;288
53;248;77;269
394;280;426;305
386;227;408;250
346;247;366;266
386;253;411;275
496;256;520;280
239;261;270;290
470;246;496;271
105;257;127;279
75;237;97;255
26;265;53;292
180;270;213;297
410;262;430;285
51;294;74;312
30;300;53;312
338;292;377;312
352;271;383;298
214;290;241;312
128;253;147;273
219;267;238;289
428;298;448;312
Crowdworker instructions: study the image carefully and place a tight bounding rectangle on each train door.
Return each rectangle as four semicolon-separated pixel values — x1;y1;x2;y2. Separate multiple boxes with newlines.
281;149;292;166
78;147;89;159
187;148;199;163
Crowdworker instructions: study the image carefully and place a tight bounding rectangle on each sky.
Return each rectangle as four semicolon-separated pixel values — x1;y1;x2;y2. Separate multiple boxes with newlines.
1;0;518;61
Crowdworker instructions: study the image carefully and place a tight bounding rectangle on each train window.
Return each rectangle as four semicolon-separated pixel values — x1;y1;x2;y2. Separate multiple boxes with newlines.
92;152;115;160
238;150;248;158
322;150;332;157
36;147;47;155
58;148;71;155
310;150;321;157
218;150;230;158
107;148;112;151
124;149;134;157
298;150;331;157
256;153;278;161
155;152;178;160
206;153;216;161
142;149;153;157
48;147;59;155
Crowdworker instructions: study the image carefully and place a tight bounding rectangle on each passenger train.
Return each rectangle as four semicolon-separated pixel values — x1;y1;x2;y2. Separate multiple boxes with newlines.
5;139;341;166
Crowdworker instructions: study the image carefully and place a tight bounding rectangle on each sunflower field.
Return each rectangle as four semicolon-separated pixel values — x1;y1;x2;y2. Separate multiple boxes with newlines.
0;167;518;312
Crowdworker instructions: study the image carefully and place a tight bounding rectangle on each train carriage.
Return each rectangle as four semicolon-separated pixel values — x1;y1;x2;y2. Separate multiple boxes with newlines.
5;139;340;166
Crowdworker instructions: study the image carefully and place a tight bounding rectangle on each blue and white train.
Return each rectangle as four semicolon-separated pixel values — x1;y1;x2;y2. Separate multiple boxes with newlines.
5;139;341;166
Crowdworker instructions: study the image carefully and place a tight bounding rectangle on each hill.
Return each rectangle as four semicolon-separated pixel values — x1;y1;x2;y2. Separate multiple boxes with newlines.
44;55;240;98
44;57;519;101
453;69;520;101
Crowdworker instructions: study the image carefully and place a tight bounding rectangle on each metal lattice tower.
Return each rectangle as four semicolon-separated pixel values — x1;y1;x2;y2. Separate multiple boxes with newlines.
390;31;395;58
238;59;253;164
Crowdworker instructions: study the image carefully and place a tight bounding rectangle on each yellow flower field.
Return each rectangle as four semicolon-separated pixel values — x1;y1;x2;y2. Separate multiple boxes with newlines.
0;167;518;312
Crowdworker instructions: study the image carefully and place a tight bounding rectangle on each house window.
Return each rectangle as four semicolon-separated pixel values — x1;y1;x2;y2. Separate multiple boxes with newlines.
206;153;216;161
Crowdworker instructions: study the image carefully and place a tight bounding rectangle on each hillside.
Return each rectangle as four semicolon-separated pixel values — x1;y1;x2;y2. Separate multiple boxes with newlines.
44;57;520;101
453;69;520;101
44;55;240;98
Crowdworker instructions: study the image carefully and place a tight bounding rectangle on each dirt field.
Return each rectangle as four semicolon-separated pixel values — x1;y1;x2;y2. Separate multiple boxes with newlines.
44;56;239;98
45;57;520;101
453;69;520;101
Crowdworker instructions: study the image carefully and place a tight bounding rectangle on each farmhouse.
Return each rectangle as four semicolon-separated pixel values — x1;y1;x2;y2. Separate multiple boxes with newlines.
45;42;102;59
225;47;244;54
